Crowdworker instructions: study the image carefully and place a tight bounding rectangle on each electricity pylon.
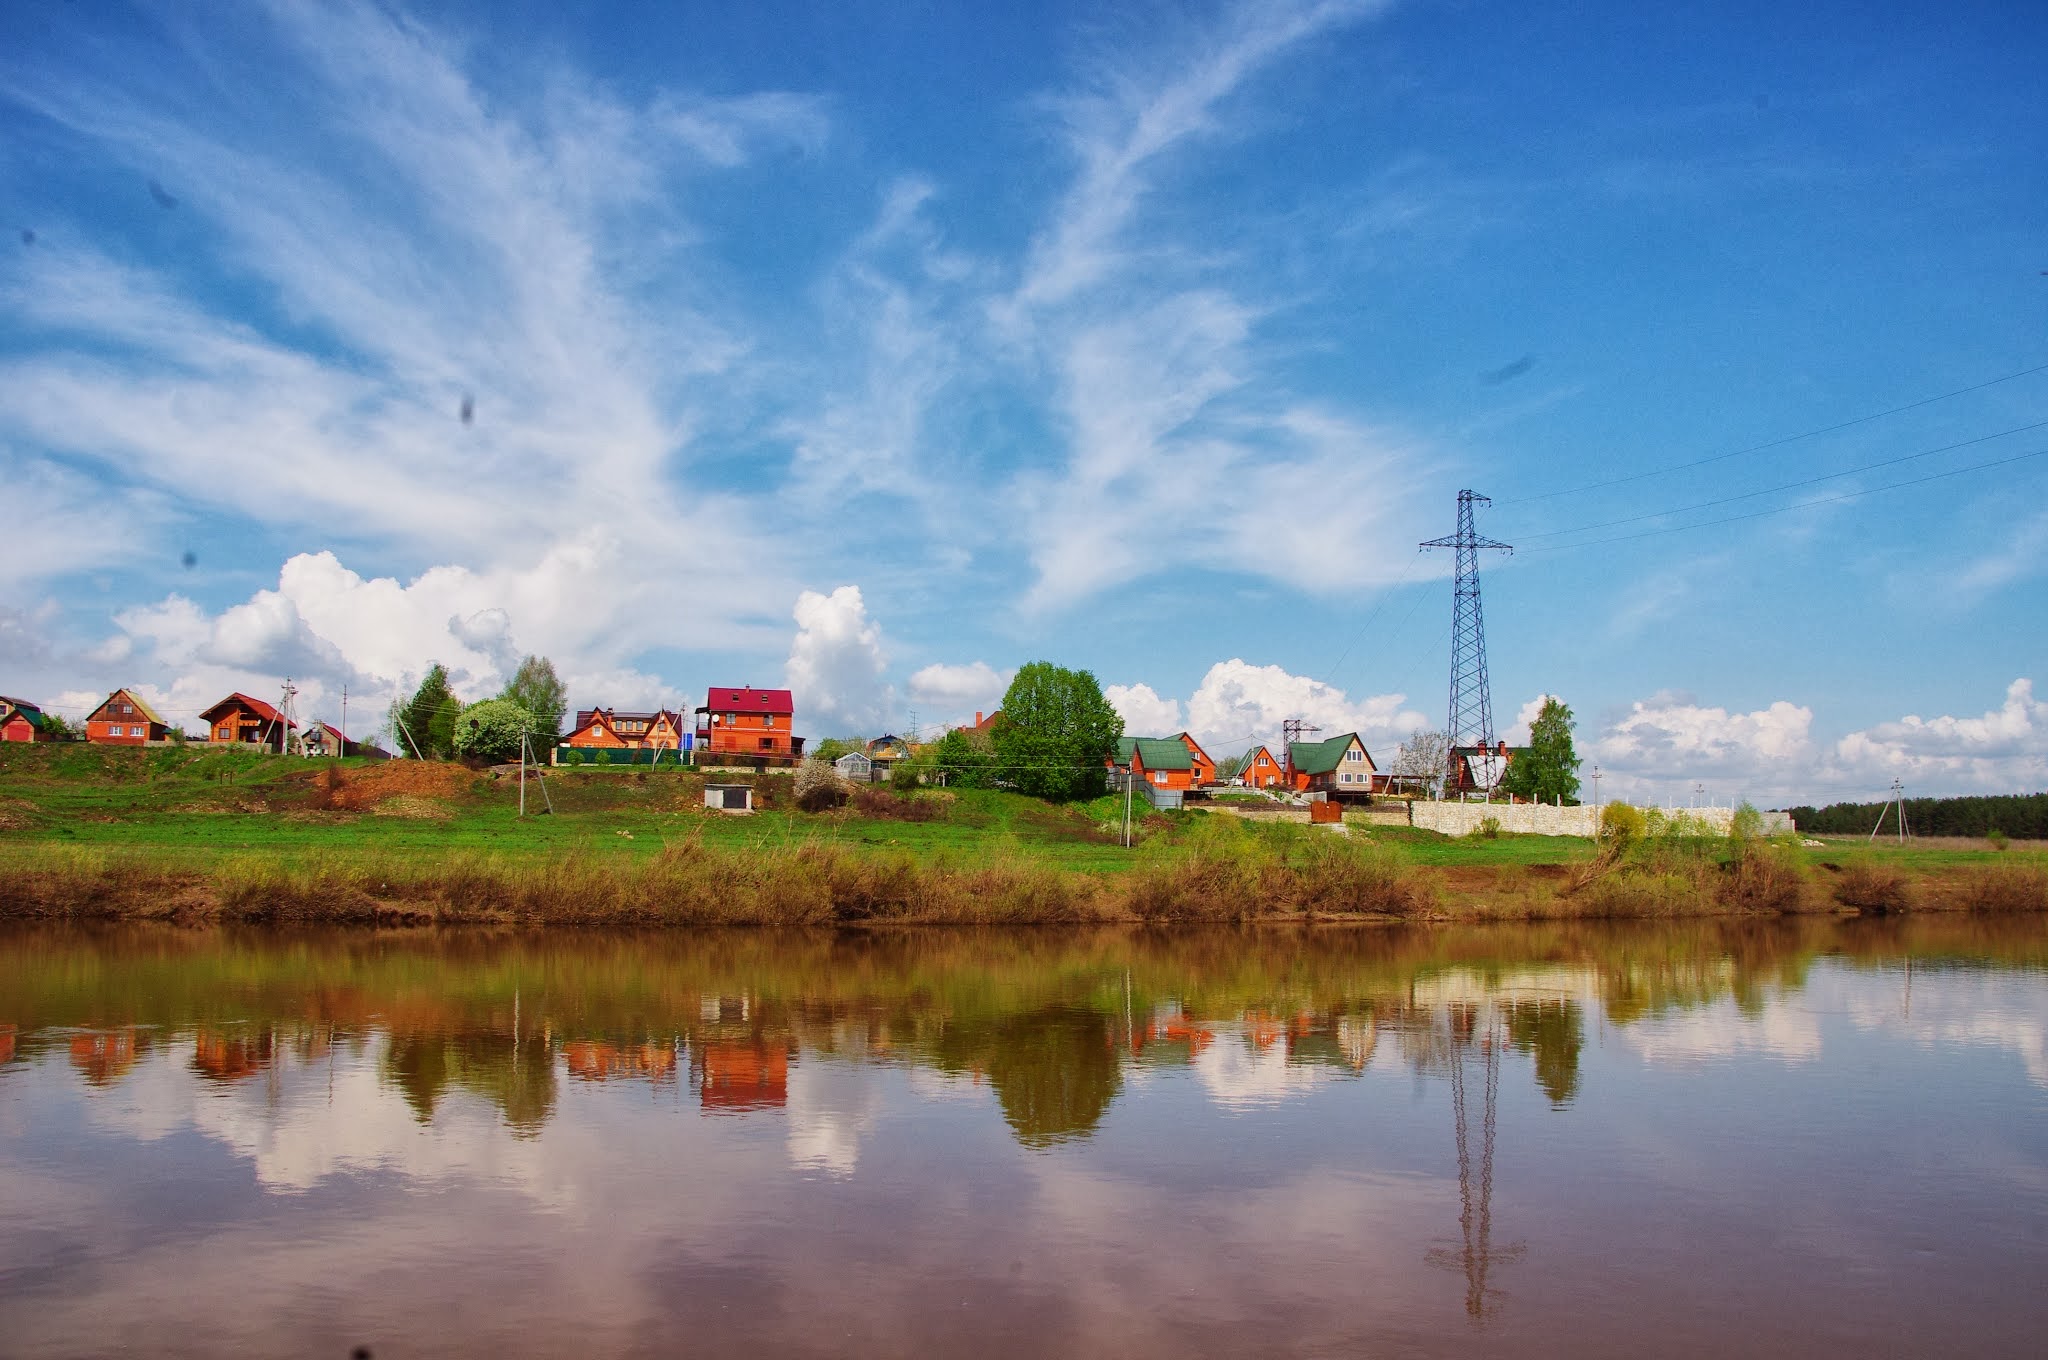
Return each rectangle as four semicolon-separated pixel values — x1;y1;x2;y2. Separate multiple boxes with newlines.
1421;491;1512;794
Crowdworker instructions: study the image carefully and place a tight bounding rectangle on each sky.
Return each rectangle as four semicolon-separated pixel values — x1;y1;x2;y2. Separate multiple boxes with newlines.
2;0;2044;807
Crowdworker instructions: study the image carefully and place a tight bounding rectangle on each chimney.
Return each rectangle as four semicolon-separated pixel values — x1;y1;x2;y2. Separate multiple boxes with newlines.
975;711;983;726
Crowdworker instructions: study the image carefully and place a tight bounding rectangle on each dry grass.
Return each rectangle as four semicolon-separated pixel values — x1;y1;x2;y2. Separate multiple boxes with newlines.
1829;855;1917;913
1955;858;2048;912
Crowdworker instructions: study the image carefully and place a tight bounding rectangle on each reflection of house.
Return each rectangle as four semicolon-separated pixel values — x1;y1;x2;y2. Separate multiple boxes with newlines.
86;688;169;746
201;693;296;753
695;1040;790;1112
1286;732;1377;800
191;1028;275;1082
1;695;46;743
694;687;802;767
563;707;688;751
69;1028;150;1085
563;1039;678;1084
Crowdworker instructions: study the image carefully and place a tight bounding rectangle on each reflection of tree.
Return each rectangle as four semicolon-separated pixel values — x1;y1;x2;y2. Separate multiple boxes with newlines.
1505;1000;1583;1107
381;1032;557;1136
935;1005;1122;1148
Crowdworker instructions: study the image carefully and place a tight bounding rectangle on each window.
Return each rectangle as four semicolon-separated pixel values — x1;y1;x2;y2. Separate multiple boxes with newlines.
1152;772;1166;785
1346;748;1361;761
218;726;231;740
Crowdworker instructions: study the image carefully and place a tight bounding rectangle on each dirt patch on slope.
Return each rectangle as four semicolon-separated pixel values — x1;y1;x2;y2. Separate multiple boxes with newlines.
286;762;482;811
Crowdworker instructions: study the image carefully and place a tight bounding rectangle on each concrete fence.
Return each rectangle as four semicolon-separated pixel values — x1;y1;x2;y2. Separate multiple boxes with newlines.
1408;801;1792;839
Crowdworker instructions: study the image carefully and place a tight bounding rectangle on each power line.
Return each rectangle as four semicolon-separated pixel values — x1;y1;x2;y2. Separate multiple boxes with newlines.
1497;359;2048;506
1521;444;2048;555
1514;418;2048;545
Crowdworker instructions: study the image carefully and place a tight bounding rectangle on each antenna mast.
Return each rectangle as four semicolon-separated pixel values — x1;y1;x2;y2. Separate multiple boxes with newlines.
1421;491;1512;794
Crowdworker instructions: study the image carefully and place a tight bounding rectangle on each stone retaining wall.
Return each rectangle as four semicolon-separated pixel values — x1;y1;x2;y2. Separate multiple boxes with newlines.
1408;801;1792;838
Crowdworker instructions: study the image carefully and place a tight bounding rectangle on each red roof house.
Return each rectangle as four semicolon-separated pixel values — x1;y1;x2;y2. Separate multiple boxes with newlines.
694;687;802;766
200;693;298;753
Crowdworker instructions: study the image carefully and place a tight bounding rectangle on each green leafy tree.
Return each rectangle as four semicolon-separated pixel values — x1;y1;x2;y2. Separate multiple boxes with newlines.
452;697;543;765
499;655;567;747
932;727;995;789
1500;697;1581;804
992;661;1123;802
37;712;81;742
393;664;461;760
811;737;861;762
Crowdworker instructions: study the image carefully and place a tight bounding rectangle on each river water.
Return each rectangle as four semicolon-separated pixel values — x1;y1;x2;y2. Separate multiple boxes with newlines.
1;918;2044;1357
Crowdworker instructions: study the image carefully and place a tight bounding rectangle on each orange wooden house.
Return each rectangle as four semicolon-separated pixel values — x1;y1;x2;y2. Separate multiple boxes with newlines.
694;686;802;766
562;707;688;751
1285;732;1377;800
85;688;169;745
201;693;297;752
1239;743;1285;789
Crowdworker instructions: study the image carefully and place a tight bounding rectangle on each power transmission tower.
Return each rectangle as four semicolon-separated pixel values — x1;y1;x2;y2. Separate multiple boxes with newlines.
1421;491;1512;795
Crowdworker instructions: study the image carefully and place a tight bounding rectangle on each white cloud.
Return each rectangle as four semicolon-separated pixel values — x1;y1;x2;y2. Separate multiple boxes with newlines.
905;661;1012;731
784;586;893;734
1588;680;2047;804
1105;682;1184;736
1181;658;1425;757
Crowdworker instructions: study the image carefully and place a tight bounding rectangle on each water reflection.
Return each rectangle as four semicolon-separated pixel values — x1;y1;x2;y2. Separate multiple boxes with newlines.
1;918;2044;1356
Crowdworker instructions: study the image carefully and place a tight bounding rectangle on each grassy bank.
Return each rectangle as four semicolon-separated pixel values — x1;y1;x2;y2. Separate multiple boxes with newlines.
1;744;2041;924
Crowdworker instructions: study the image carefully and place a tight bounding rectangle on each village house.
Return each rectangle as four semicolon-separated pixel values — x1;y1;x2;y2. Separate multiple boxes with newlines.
200;693;296;753
1;695;46;743
1111;731;1217;793
1238;743;1285;789
562;707;688;752
1448;740;1516;797
694;686;802;767
85;689;169;746
1285;732;1377;801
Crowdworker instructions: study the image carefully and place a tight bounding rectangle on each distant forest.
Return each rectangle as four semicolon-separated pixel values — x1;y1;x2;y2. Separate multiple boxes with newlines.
1786;792;2048;838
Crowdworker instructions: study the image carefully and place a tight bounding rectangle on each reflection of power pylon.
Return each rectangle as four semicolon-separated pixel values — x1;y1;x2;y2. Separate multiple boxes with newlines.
1426;1006;1525;1322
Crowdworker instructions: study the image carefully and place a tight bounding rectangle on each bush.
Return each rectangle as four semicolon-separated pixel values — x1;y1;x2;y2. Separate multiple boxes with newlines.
1600;802;1646;848
1717;841;1809;913
1987;828;2010;852
793;756;849;812
1959;859;2048;912
1728;801;1764;842
1831;855;1914;913
1468;815;1501;840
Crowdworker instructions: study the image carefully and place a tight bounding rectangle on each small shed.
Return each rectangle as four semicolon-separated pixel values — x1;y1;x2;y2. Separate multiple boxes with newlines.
703;782;755;813
833;751;874;783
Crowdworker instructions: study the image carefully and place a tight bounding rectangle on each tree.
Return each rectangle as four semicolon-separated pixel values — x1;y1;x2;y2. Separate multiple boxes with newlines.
794;755;850;811
499;655;567;747
991;661;1123;802
1500;697;1580;804
1391;729;1451;792
392;664;461;759
811;737;862;763
931;727;995;789
451;698;543;765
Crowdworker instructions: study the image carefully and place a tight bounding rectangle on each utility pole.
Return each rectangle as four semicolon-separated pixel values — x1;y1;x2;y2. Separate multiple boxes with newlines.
1421;491;1512;797
1282;717;1320;797
1591;765;1601;809
1869;779;1906;844
340;685;348;758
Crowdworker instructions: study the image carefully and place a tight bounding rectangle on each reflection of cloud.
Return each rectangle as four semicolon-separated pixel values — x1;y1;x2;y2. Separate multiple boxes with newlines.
1835;970;2048;1088
1625;1001;1822;1065
784;1063;884;1177
1192;1032;1340;1109
82;1040;557;1195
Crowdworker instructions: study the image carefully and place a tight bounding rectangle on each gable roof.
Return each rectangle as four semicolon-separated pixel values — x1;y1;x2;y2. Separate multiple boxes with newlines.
95;688;166;727
200;692;295;729
701;686;794;715
565;710;620;740
0;695;42;719
1287;732;1370;776
1128;736;1194;772
1173;731;1213;766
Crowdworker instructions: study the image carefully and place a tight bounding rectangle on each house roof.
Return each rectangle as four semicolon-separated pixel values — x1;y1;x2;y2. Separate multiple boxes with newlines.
0;695;42;717
1173;731;1212;765
700;687;794;715
1128;736;1194;772
1287;732;1368;776
575;708;679;726
200;692;296;729
98;688;166;727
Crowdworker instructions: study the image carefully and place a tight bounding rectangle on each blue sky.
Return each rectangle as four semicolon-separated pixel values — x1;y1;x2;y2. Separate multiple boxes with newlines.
2;0;2044;804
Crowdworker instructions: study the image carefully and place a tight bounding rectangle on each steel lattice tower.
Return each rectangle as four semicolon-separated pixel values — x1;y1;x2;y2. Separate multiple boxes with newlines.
1420;491;1512;787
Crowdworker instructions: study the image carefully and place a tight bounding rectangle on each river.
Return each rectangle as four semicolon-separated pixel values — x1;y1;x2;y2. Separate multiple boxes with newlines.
1;917;2044;1356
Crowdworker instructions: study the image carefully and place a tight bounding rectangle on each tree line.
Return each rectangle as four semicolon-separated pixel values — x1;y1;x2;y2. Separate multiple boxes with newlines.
1786;792;2048;839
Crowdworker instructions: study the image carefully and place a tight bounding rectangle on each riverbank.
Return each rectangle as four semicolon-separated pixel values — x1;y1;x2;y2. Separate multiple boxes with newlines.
1;744;2041;924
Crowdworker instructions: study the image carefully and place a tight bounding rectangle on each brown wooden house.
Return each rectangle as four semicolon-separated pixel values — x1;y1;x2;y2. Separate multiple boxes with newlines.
85;688;169;745
200;693;296;753
563;707;687;752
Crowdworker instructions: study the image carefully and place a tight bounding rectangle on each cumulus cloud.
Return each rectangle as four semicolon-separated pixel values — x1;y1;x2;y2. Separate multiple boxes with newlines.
906;661;1012;731
784;586;892;734
1105;682;1184;736
1182;658;1426;757
1588;680;2046;805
